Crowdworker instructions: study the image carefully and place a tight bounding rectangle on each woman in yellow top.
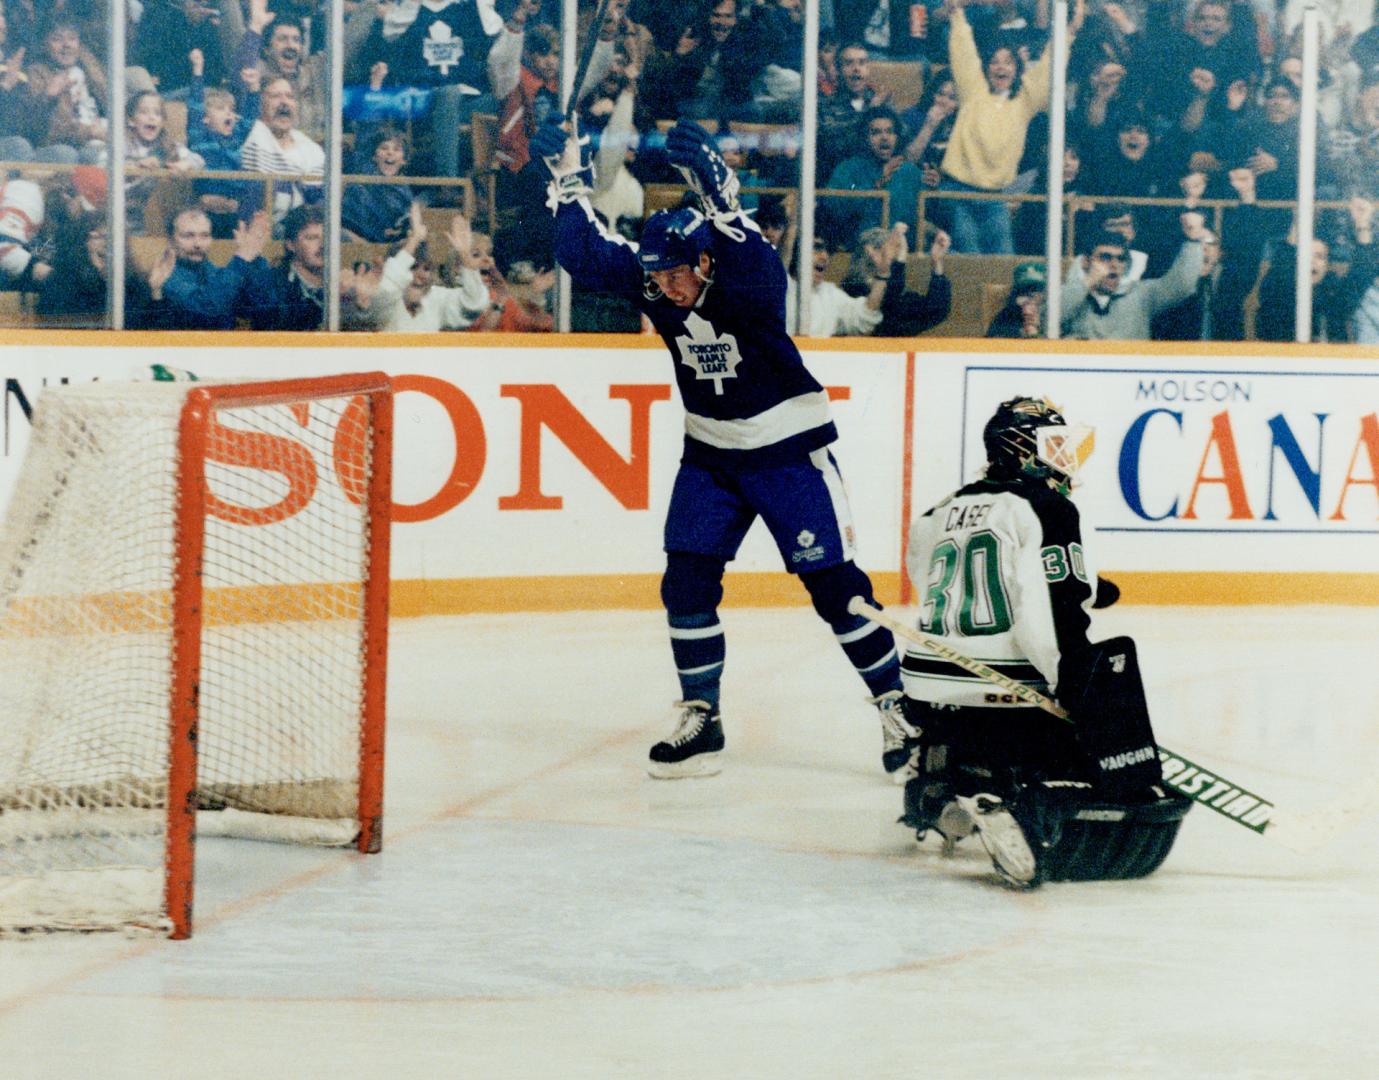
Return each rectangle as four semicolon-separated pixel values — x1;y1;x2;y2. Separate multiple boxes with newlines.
938;0;1084;253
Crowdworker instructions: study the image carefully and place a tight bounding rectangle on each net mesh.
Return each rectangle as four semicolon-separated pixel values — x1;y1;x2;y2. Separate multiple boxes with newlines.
0;381;376;933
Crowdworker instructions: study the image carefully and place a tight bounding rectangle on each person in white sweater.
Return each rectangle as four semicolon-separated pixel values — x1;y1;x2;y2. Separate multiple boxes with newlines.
787;237;885;336
370;202;491;332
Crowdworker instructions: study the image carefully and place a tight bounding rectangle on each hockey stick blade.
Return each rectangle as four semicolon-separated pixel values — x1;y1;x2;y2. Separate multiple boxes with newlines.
845;597;1343;853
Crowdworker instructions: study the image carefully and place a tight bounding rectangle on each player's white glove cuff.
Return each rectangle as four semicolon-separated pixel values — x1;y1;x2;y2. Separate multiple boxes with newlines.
545;171;593;210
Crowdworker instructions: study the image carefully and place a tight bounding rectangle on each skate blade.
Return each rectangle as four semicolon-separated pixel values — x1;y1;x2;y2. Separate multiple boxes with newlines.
647;752;723;780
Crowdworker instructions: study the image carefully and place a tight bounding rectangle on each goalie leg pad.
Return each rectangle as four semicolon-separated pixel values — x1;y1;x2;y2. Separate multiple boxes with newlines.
1011;782;1192;883
1057;637;1163;798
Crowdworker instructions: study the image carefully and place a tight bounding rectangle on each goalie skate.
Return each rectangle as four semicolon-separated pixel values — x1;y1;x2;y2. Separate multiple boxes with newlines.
957;794;1038;888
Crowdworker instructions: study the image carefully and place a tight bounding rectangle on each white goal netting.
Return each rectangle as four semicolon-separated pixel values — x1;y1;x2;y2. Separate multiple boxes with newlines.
0;379;386;934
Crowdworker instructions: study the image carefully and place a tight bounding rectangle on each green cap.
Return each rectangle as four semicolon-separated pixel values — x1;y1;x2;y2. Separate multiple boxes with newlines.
1011;261;1046;293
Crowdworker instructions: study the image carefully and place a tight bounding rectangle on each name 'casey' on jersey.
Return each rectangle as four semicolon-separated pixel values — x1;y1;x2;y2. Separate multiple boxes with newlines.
553;199;837;469
903;476;1104;708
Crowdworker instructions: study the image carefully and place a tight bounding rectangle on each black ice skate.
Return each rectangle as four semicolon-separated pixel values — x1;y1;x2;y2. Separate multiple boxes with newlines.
870;690;921;783
647;700;725;779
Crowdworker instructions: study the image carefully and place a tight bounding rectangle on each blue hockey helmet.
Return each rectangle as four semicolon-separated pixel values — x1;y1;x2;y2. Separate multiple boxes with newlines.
638;208;712;272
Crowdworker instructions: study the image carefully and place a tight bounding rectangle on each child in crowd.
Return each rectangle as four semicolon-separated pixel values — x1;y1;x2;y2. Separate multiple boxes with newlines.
495;24;560;223
460;228;554;333
187;48;262;238
341;127;416;243
124;88;203;233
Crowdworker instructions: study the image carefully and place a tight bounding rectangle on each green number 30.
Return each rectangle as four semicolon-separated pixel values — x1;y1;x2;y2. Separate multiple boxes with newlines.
1040;542;1087;583
919;530;1013;636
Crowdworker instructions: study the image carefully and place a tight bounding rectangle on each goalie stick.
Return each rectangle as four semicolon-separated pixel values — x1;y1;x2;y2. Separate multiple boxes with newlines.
848;597;1374;853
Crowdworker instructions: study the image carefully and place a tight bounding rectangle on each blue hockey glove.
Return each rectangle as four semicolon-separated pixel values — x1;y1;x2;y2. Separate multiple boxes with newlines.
665;120;740;216
532;116;594;206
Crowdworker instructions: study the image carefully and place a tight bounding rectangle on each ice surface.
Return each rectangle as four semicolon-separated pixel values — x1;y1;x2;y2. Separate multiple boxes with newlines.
2;605;1376;1079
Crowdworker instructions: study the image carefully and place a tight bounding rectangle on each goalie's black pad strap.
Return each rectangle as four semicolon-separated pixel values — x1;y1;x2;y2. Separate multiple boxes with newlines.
1013;783;1192;883
1057;636;1161;798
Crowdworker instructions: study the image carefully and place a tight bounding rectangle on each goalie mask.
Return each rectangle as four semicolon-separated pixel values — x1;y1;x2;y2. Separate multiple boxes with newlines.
983;396;1094;495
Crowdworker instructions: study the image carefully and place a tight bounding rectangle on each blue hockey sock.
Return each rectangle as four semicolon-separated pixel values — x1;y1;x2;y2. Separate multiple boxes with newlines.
833;614;902;698
668;612;724;710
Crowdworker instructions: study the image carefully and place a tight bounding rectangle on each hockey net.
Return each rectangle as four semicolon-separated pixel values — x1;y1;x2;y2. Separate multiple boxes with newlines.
0;374;392;938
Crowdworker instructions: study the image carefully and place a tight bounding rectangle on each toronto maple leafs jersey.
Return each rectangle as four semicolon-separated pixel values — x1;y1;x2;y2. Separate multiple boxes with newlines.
554;198;837;469
902;476;1100;708
363;2;498;91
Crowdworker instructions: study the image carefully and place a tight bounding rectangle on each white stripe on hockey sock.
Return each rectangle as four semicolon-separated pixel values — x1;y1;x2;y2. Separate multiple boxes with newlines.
858;646;898;674
835;620;884;645
668;623;724;640
677;661;725;676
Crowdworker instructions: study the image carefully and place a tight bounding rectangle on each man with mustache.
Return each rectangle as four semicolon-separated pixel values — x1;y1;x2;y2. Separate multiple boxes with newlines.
234;0;326;141
239;76;325;226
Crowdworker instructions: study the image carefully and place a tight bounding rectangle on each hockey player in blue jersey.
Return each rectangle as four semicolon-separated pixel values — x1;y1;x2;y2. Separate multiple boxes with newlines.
530;115;914;781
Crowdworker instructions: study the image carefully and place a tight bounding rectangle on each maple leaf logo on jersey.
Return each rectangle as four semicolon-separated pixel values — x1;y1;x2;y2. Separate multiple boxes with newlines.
675;312;742;395
423;23;466;76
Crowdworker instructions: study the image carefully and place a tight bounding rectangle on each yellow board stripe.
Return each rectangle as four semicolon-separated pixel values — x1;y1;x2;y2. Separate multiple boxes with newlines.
2;571;1373;635
392;571;1379;614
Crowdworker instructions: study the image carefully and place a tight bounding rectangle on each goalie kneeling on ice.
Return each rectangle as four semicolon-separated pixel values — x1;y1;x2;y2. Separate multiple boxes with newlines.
902;635;1193;884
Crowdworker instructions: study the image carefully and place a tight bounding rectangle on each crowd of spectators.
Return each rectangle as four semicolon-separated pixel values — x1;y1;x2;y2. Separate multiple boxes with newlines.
0;0;1373;342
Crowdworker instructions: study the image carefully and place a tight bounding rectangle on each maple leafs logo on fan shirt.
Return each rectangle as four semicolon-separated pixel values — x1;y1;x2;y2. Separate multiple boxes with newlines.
423;23;465;76
675;312;743;395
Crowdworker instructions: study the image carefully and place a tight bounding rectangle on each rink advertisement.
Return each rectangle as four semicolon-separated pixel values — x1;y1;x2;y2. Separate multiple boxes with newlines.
919;352;1379;587
0;337;909;610
0;334;1375;607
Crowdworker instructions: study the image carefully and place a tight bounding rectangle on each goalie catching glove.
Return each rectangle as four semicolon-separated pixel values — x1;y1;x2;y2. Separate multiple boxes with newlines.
665;120;740;216
531;116;595;207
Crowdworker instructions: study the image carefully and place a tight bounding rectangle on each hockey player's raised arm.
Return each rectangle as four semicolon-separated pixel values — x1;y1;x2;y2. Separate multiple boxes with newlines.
664;120;788;323
530;117;643;296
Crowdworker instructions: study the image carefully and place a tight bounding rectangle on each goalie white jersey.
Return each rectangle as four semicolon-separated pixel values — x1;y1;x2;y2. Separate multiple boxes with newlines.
902;476;1100;708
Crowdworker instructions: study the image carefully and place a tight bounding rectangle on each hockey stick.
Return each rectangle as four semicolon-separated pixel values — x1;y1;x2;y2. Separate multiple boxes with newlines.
847;597;1339;853
564;0;616;123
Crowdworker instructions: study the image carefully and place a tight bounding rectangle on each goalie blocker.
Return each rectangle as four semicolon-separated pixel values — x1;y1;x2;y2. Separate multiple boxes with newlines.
901;636;1191;886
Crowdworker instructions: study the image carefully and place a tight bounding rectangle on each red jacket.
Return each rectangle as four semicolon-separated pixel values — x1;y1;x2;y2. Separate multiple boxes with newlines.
496;66;556;174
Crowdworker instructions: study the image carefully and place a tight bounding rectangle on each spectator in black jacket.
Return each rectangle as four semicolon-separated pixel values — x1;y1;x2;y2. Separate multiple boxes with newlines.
1256;196;1379;344
638;0;765;122
1153;167;1267;341
35;211;166;328
841;221;953;336
245;204;325;330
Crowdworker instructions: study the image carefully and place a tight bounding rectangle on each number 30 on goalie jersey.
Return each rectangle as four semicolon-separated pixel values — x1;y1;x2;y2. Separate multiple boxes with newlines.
904;477;1096;704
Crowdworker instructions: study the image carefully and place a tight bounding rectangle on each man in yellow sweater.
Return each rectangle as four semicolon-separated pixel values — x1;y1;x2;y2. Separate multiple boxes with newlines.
937;0;1084;253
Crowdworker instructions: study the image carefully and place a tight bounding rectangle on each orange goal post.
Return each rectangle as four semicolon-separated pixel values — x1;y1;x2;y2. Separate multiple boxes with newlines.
0;373;393;939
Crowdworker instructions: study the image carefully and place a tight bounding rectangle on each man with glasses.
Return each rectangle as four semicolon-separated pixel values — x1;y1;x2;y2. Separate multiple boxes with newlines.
1060;213;1206;339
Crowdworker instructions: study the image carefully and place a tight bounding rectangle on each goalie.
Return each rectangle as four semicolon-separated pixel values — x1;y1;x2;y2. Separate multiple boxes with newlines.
898;396;1190;887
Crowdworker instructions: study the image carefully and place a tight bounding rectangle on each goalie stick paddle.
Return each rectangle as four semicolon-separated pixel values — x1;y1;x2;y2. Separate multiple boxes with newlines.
846;597;1325;853
564;0;616;123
